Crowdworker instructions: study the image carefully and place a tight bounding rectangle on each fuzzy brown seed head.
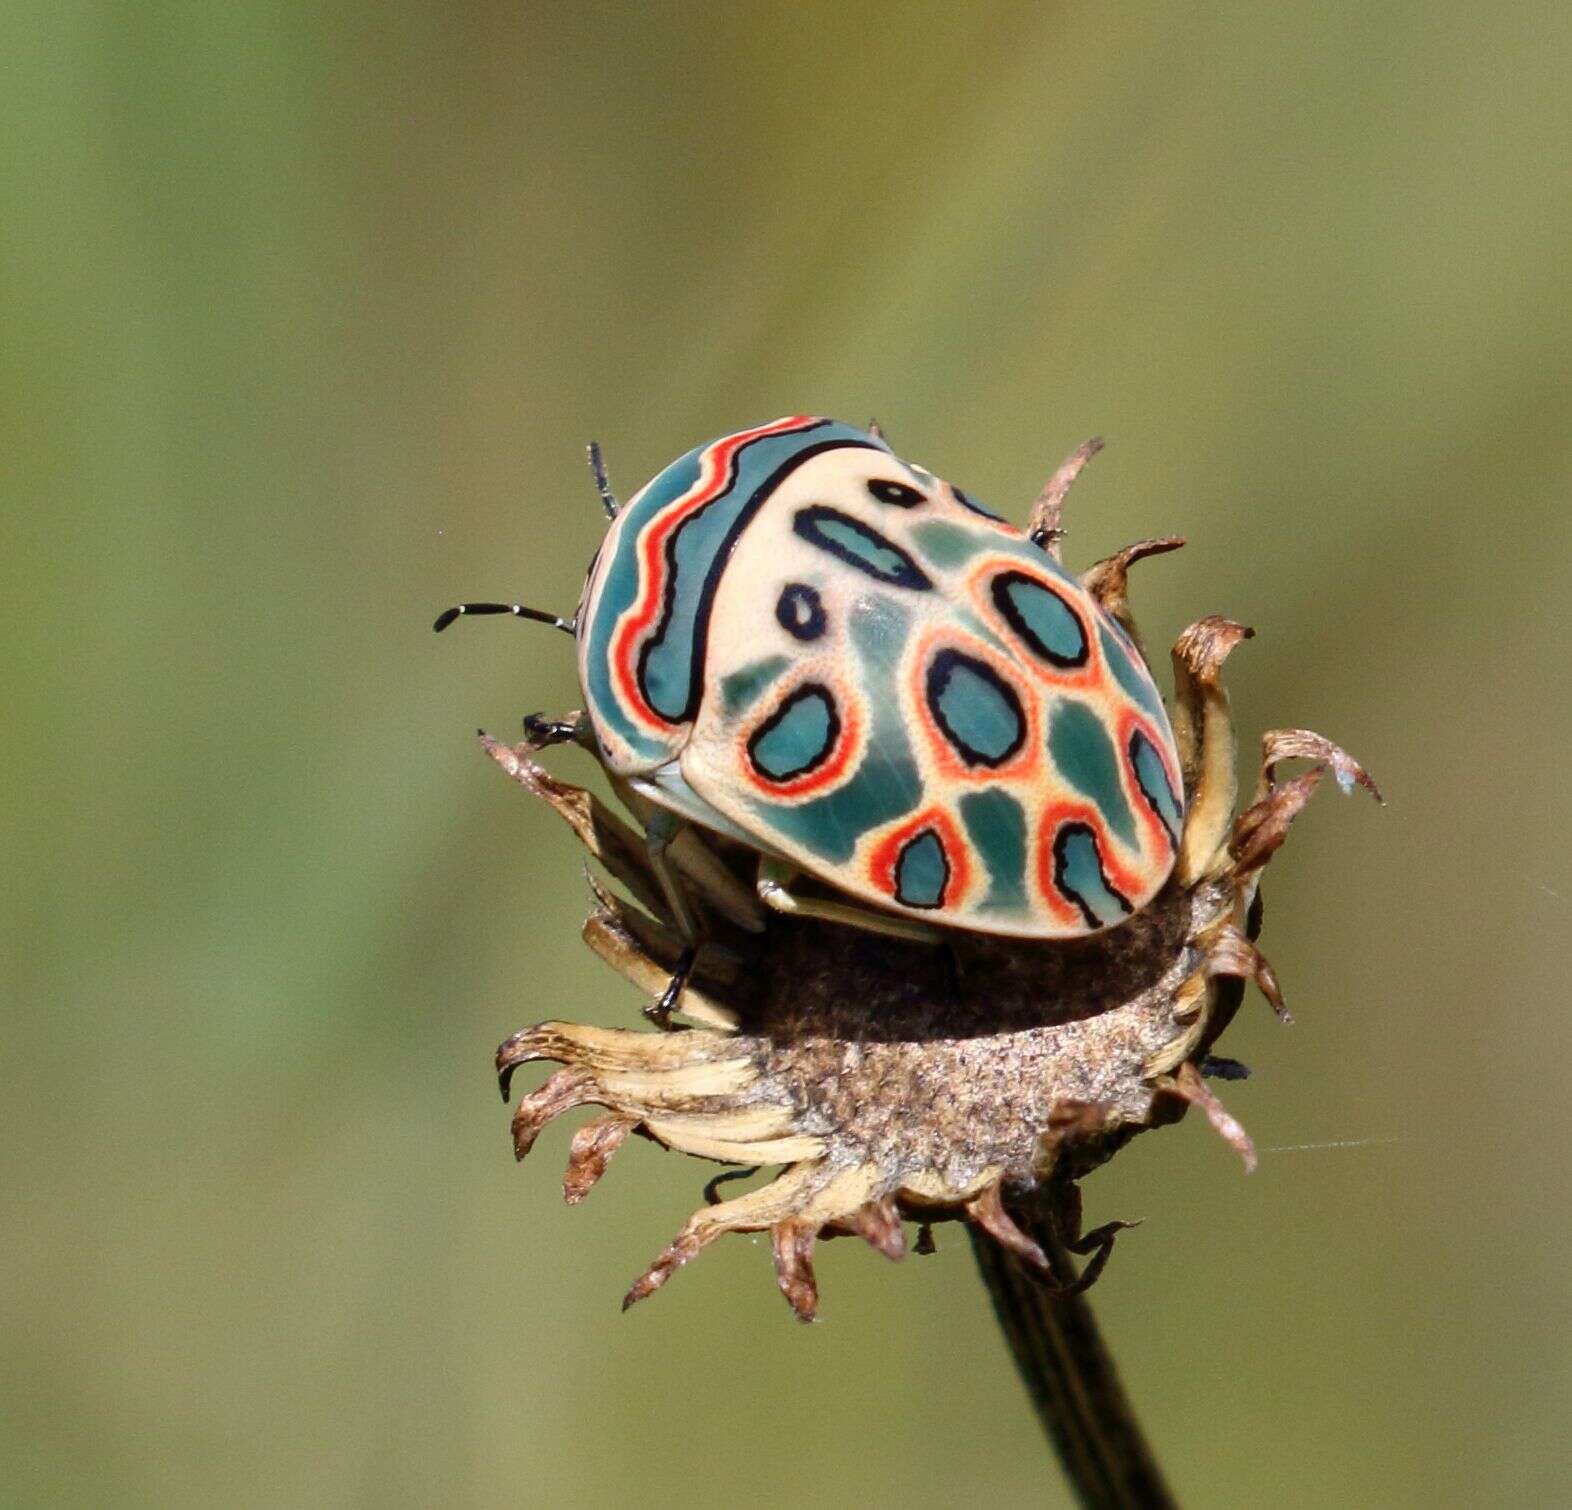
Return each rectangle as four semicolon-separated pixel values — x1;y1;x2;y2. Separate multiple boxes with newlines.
480;498;1380;1323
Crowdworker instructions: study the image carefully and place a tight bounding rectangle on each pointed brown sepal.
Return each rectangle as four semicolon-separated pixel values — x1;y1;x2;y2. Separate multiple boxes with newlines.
480;734;670;922
1027;437;1104;559
827;1195;906;1262
1081;536;1186;654
1166;1061;1258;1173
1171;616;1256;883
771;1220;820;1323
1230;768;1325;880
622;1226;716;1312
563;1114;636;1204
1260;728;1384;804
1206;923;1292;1022
965;1181;1051;1274
496;1020;586;1102
511;1065;598;1162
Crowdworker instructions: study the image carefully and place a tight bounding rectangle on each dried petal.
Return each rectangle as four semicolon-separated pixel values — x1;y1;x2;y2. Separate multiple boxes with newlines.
1081;536;1185;655
771;1221;820;1323
563;1114;636;1204
1171;617;1255;884
1166;1062;1258;1173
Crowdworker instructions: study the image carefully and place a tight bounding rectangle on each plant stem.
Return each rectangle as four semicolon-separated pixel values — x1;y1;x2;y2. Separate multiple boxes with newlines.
968;1191;1176;1509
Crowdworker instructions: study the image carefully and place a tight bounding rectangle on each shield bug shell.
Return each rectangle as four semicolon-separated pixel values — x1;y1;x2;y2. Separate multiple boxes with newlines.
568;416;1184;939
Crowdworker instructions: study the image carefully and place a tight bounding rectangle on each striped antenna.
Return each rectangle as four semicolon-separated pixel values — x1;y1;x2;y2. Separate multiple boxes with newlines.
586;441;618;519
432;601;575;635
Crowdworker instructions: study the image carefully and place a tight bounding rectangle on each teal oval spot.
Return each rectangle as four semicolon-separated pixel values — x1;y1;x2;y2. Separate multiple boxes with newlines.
926;649;1025;766
1049;700;1136;846
992;571;1086;667
792;506;933;590
748;685;837;781
911;519;986;569
894;829;949;908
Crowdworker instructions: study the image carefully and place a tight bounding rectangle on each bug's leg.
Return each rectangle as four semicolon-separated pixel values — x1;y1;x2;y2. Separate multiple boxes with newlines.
643;807;702;1028
755;855;943;946
613;779;766;934
1047;1181;1141;1297
646;944;698;1030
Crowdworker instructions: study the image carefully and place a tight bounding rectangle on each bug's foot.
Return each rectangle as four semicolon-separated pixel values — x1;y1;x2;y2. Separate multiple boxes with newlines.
643;945;697;1030
1059;1217;1141;1296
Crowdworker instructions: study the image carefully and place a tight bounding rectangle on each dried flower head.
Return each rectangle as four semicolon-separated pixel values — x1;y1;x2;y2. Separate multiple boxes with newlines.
482;451;1380;1323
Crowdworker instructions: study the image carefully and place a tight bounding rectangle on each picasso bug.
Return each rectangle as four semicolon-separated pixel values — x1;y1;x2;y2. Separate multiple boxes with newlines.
436;417;1185;1023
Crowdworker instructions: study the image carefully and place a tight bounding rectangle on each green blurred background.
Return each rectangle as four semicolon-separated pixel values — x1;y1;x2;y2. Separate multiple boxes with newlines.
5;3;1570;1505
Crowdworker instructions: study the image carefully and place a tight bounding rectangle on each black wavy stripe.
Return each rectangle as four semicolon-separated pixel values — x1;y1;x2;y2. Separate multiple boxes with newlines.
635;419;832;721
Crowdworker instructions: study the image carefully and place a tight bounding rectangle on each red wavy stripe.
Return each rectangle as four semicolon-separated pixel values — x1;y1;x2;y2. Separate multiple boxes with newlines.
610;415;817;729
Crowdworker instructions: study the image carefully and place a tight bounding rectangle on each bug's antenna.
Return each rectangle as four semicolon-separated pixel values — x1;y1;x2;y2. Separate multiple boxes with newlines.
586;441;618;519
432;601;576;636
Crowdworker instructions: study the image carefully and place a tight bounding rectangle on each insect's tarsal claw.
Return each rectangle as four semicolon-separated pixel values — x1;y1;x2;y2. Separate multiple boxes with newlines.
644;945;697;1030
521;711;581;748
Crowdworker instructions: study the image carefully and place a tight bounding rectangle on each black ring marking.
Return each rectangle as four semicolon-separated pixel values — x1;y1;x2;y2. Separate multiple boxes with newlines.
989;569;1089;668
894;827;951;909
791;505;934;591
635;428;878;723
746;682;841;783
924;647;1027;768
775;582;827;642
867;477;927;508
1051;822;1133;930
